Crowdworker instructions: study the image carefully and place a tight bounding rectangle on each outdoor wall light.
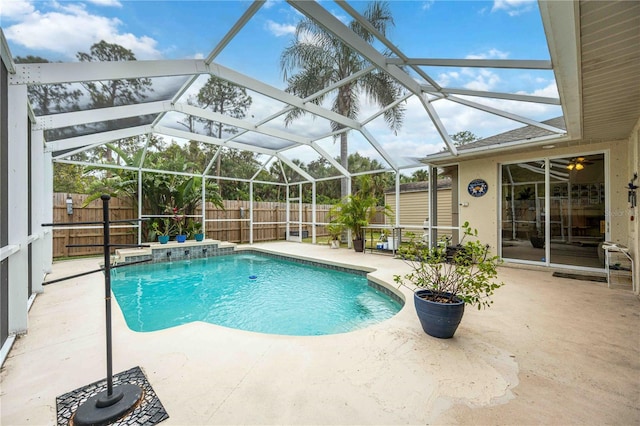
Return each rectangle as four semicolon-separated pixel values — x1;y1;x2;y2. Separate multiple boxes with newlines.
628;172;638;208
66;196;73;215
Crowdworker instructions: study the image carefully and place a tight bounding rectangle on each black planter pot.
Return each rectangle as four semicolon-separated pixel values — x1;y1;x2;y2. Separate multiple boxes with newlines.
353;238;365;252
530;235;545;249
414;289;465;339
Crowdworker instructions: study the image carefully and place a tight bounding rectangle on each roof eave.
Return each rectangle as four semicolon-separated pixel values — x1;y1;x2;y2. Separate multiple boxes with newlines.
538;0;582;141
420;134;572;165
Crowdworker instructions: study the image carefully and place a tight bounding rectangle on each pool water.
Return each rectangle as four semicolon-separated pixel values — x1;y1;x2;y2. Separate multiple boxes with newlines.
110;253;402;335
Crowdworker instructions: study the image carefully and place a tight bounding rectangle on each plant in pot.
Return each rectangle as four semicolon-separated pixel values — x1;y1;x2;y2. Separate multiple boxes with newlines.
326;222;344;249
188;219;205;242
171;206;187;243
529;224;545;249
394;222;504;338
330;192;383;252
151;218;174;244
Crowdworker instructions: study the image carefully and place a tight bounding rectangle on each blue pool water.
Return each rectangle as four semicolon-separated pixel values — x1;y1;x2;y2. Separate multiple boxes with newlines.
110;253;402;335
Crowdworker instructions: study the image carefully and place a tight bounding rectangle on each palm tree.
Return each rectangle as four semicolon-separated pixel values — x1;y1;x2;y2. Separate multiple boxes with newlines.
280;1;405;198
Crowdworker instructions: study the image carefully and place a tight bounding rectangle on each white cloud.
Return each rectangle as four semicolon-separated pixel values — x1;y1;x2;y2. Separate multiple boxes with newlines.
0;0;35;20
436;71;456;87
464;69;501;91
3;1;161;59
466;48;510;60
263;0;279;9
520;81;559;98
436;67;502;92
86;0;122;7
491;0;536;17
421;1;435;11
265;20;296;37
109;34;160;59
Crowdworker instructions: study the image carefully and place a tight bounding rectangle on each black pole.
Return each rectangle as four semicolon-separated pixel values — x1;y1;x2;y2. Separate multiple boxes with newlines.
72;195;143;425
102;194;115;398
43;268;104;285
43;258;153;286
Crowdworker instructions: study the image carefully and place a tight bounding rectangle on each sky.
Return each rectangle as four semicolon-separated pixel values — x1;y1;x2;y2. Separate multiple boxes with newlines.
1;0;561;170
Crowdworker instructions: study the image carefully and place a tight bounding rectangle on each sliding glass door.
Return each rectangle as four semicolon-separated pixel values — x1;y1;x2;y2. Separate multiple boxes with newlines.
549;154;605;268
501;160;546;263
501;154;606;269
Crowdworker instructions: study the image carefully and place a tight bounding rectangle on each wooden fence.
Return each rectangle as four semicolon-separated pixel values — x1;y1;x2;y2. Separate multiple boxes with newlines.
53;193;137;258
52;193;383;258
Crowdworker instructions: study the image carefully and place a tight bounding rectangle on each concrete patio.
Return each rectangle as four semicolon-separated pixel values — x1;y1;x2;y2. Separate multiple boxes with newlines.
1;241;638;425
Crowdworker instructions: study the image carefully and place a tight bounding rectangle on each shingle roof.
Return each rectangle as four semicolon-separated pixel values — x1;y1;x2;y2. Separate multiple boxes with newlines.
459;116;566;150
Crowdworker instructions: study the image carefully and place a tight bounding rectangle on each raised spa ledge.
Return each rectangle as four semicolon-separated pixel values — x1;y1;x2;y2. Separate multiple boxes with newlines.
115;239;236;264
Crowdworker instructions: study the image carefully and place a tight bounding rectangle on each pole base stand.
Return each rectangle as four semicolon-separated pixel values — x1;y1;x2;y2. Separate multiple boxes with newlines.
73;384;143;426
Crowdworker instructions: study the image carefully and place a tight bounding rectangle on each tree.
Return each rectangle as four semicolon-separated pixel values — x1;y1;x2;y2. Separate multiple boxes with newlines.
77;41;154;166
411;169;429;182
280;1;405;199
183;76;253;193
194;76;252;137
53;163;96;193
14;56;82;116
77;41;153;109
218;150;261;200
304;157;340;203
450;130;479;146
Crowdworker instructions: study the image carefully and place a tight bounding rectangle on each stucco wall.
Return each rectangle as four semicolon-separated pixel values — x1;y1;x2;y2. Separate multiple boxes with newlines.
455;140;630;257
628;118;639;292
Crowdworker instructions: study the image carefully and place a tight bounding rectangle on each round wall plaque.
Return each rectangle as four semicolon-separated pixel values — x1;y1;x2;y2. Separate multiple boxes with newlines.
467;179;488;197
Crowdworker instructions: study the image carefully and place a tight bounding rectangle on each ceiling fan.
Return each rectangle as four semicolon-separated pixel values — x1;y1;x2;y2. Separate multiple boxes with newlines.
566;157;593;171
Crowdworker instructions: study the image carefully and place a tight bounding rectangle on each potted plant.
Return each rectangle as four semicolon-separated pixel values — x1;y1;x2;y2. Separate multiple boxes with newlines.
330;186;388;252
151;218;174;244
171;206;187;243
394;222;504;338
326;222;344;249
189;220;205;242
529;225;545;249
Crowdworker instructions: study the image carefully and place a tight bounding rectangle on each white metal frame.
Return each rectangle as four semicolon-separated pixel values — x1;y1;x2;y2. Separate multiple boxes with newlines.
0;0;591;363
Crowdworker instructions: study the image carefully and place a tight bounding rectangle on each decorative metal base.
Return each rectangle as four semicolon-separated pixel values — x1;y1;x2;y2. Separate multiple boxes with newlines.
73;384;143;426
56;366;168;426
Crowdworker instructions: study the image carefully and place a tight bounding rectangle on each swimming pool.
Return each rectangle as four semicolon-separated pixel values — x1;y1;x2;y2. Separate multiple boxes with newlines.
110;252;403;335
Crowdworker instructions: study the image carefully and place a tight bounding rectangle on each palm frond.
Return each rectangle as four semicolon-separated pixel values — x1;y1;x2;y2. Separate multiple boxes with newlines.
351;1;394;42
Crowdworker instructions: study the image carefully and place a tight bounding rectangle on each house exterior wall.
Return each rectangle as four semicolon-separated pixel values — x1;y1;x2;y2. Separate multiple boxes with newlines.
455;140;630;263
628;118;639;290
